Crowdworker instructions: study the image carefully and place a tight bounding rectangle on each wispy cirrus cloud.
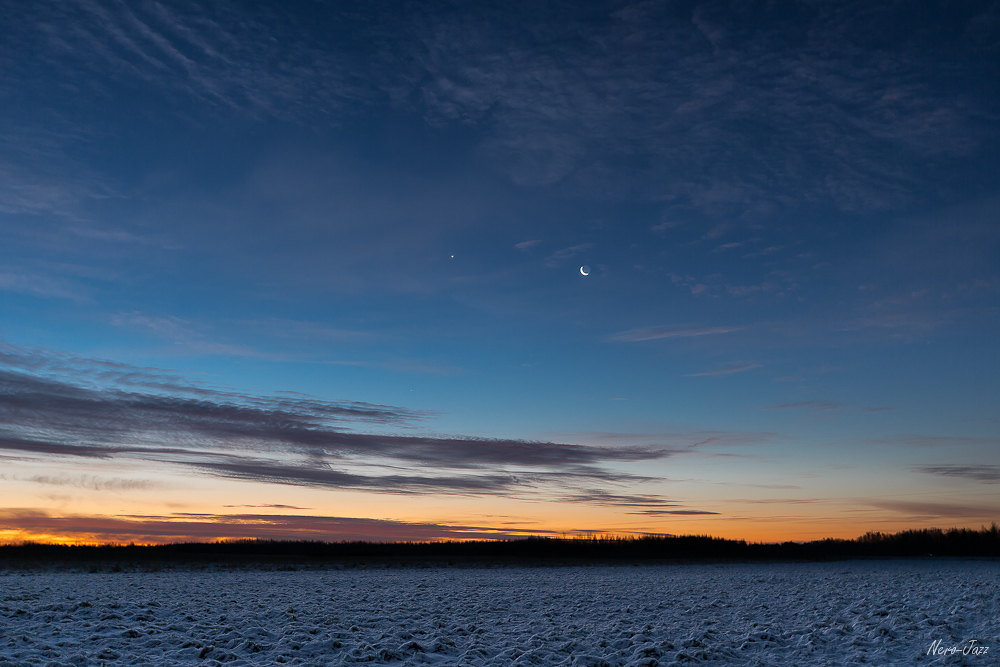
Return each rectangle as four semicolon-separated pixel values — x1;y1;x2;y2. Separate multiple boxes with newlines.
9;474;162;492
110;314;461;371
870;435;1000;449
0;269;88;301
763;400;849;412
608;325;742;343
628;509;720;516
551;429;775;454
686;363;761;377
544;243;593;268
6;1;372;123
242;317;382;344
735;498;820;505
223;504;311;510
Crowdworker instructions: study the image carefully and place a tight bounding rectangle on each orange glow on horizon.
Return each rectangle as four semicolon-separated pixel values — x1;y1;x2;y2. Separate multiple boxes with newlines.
3;514;991;547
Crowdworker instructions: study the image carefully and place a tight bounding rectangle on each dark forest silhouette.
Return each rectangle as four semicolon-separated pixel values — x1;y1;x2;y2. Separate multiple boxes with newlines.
1;525;997;568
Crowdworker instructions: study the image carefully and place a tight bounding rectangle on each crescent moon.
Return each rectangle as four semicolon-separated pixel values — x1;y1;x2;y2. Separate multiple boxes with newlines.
580;265;590;276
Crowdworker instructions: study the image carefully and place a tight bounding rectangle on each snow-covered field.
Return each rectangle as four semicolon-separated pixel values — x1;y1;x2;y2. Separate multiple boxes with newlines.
1;560;997;666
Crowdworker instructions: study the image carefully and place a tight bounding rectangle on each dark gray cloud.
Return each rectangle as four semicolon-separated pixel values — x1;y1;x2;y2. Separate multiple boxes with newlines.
0;509;544;543
0;367;664;468
0;340;432;427
191;459;516;495
0;435;125;459
871;500;1000;520
0;342;672;497
553;490;711;513
916;465;1000;484
557;490;680;508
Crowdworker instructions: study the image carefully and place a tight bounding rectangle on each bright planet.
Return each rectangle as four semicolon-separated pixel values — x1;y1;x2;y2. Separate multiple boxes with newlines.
580;265;590;276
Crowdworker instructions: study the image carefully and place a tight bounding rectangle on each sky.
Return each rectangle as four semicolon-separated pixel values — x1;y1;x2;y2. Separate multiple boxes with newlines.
1;0;998;544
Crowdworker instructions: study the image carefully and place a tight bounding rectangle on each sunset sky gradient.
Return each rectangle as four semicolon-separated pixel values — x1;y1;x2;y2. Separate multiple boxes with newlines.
1;0;998;544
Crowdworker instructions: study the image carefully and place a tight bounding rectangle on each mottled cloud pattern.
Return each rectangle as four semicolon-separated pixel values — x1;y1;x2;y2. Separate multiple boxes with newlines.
2;1;995;218
404;1;997;210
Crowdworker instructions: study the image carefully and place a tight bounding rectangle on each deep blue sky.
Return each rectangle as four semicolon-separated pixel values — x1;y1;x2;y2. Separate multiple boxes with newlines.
0;0;997;542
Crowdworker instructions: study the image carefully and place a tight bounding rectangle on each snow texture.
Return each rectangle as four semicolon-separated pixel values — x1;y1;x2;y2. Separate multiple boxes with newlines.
0;560;997;666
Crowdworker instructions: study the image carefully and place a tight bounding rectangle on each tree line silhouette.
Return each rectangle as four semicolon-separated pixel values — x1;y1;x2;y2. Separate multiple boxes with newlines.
1;525;997;568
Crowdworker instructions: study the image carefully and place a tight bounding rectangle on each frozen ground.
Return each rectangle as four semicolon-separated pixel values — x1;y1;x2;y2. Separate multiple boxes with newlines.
0;560;997;666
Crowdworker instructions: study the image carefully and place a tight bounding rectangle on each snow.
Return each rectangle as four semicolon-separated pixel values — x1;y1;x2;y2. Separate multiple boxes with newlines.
1;560;997;666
